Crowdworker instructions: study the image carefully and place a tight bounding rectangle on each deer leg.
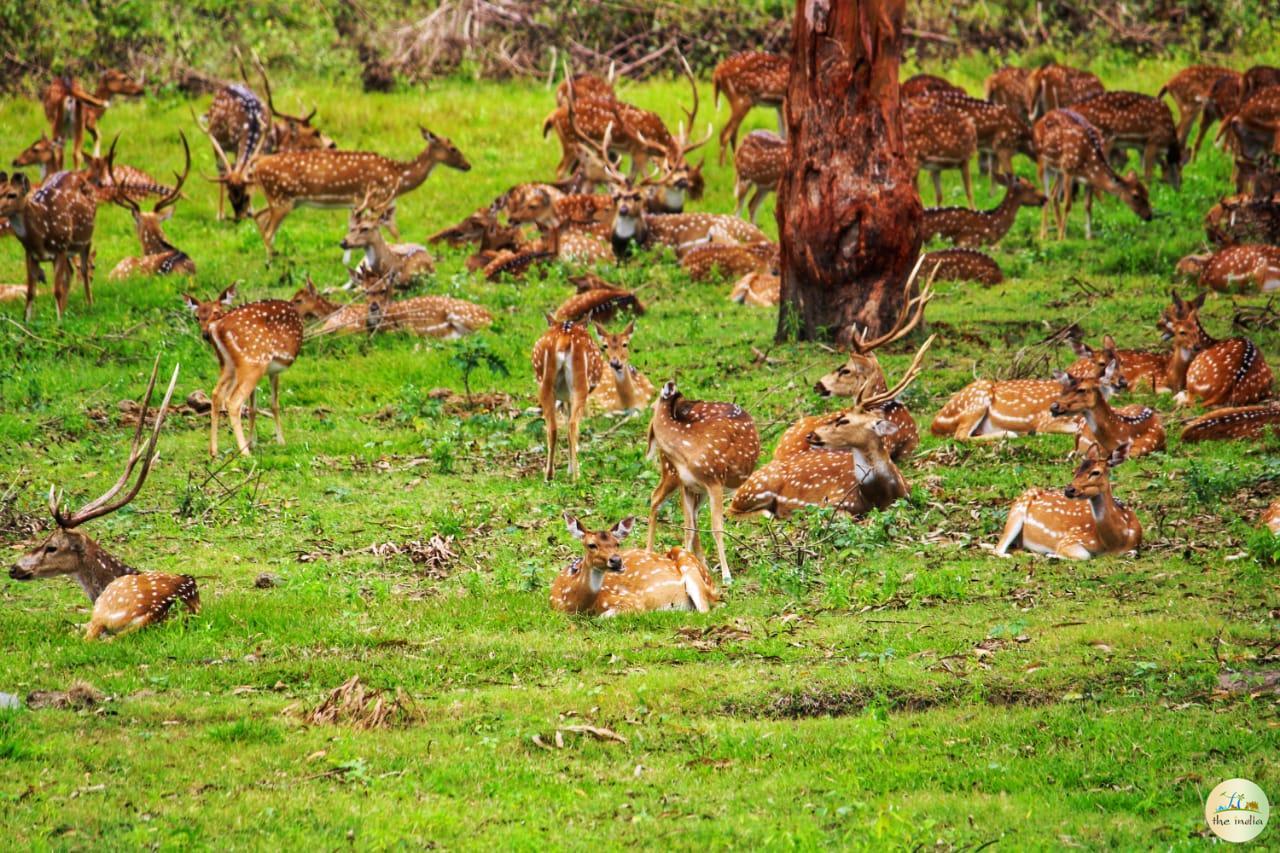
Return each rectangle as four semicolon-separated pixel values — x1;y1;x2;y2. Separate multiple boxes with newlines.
254;202;292;262
247;387;258;448
539;378;558;482
719;102;745;165
83;619;106;640
1191;117;1214;162
1080;185;1092;240
930;169;944;206
567;362;590;482
1057;175;1073;240
680;487;705;561
747;187;766;224
994;499;1027;555
71;112;85;169
707;483;733;585
52;254;72;321
270;373;285;445
734;179;747;217
775;105;785;136
225;367;264;456
78;247;92;306
23;254;40;323
647;460;680;551
961;160;974;208
1037;162;1051;240
209;365;233;457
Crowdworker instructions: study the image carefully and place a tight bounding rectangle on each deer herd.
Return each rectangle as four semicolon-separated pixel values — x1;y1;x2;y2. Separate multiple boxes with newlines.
4;48;1280;632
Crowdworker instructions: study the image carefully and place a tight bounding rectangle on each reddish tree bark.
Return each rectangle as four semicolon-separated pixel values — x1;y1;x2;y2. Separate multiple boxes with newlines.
776;0;922;345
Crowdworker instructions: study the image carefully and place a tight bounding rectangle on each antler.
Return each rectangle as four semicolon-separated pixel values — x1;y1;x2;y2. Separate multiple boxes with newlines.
854;333;936;411
51;357;181;529
849;255;935;354
106;136;141;215
676;52;713;156
191;106;232;173
155;131;191;213
565;72;628;189
254;52;316;124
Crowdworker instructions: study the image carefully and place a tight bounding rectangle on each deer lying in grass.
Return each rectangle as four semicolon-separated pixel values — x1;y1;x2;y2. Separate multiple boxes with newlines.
996;442;1140;560
428;205;526;273
1048;366;1166;457
921;177;1046;246
552;515;717;616
553;278;644;325
588;320;654;415
9;360;200;639
1161;290;1273;406
1176;245;1280;293
728;271;780;306
681;240;777;282
340;190;434;285
362;273;492;339
922;249;1003;284
648;382;760;583
1266;500;1280;534
108;133;196;280
1182;404;1280;442
1066;335;1171;394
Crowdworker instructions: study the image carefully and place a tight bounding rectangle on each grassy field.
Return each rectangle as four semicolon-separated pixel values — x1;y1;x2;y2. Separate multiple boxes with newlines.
1;49;1279;849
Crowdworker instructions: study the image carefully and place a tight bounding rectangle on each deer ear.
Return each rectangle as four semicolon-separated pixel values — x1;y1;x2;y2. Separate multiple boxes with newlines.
1170;289;1184;307
545;312;557;327
1070;339;1092;357
1102;334;1117;351
14;172;29;193
219;285;237;305
158;206;175;222
419;126;436;142
182;294;199;312
873;419;899;437
593;322;608;339
622;319;635;337
1191;291;1207;310
611;517;636;541
1053;369;1071;389
1108;441;1132;467
563;512;585;540
1102;358;1122;384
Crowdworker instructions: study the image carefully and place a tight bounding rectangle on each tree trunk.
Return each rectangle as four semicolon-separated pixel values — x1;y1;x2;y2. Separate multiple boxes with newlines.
775;0;922;346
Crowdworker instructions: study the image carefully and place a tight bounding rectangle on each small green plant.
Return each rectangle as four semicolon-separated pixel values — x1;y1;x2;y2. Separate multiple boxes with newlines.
449;338;510;403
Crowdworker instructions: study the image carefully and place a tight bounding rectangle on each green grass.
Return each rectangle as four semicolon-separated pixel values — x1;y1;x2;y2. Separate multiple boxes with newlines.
2;50;1280;849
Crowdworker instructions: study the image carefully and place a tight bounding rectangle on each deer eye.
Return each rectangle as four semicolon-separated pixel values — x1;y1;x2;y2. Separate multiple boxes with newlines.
1089;470;1100;478
587;543;597;550
44;544;57;553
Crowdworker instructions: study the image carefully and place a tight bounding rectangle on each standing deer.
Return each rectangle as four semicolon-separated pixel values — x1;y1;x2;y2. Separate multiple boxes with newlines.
249;128;470;259
1048;367;1166;458
733;130;785;223
1070;91;1182;189
108;133;196;280
0;165;101;321
712;50;789;163
996;443;1141;560
9;360;200;639
732;336;931;519
904;99;978;207
532;318;606;481
920;177;1046;246
1034;108;1152;239
555;68;616;108
1158;65;1239;156
985;66;1032;123
552;515;717;616
183;286;304;456
1176;245;1280;293
195;95;268;222
41;69;143;167
919;89;1036;187
647;381;760;584
1161;291;1273;406
902;74;966;99
588;320;654;415
1025;62;1105;119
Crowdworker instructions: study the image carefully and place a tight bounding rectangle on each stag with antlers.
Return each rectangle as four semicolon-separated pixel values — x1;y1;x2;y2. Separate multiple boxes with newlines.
9;360;200;639
108;133;196;280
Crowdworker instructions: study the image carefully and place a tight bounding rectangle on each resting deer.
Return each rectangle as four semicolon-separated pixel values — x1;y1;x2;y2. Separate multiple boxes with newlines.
931;359;1125;441
428;205;526;272
904;99;978;207
1066;335;1170;394
552;515;717;616
1159;65;1239;156
1182;404;1280;443
712;51;789;163
921;248;1003;284
996;442;1141;560
985;66;1032;124
249;127;470;259
291;279;368;334
902;74;966;99
1266;501;1280;535
647;382;760;584
1071;91;1182;189
732;336;931;520
1176;245;1280;293
183;285;304;456
1161;290;1273;406
1049;367;1166;458
361;272;492;339
729;271;780;306
108;133;196;280
553;281;644;325
9;359;200;639
340;190;434;285
733;130;785;223
1205;194;1280;247
921;177;1046;246
41;69;142;167
1034;108;1152;239
681;240;777;282
0;165;102;321
588;320;654;415
532;317;606;481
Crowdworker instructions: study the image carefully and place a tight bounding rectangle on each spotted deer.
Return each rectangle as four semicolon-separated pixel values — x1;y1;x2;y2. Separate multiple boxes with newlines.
1266;500;1280;534
1026;62;1105;119
730;336;931;520
0;167;101;321
985;66;1032;123
1066;335;1171;394
904;99;978;207
8;359;200;639
81;147;173;206
921;177;1046;246
1070;91;1182;189
587;320;654;415
1182;404;1280;443
921;248;1003;284
183;285;304;456
532;318;606;481
1034;108;1152;239
249;127;471;259
728;271;780;306
428;205;527;273
1205;194;1280;247
1158;65;1239;156
290;279;370;334
647;382;760;584
1048;367;1166;458
41;69;143;167
340;191;435;284
361;272;492;339
108;133;196;280
902;74;966;99
680;240;777;282
931;358;1125;441
554;283;644;325
552;515;717;616
1161;290;1273;406
1176;245;1280;293
995;442;1141;560
1217;85;1280;185
921;89;1036;186
555;68;616;108
733;130;785;223
12;135;64;181
712;50;789;163
195;95;268;222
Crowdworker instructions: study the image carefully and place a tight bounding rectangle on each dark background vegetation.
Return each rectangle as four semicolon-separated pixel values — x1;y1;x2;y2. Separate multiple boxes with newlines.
2;0;1277;92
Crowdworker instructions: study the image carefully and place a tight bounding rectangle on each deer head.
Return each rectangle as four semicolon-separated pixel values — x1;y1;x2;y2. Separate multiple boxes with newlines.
111;132;190;253
12;134;62;176
289;278;337;320
1063;442;1131;500
1049;359;1123;417
0;171;32;218
194;107;263;220
1068;336;1129;393
1005;176;1048;207
11;359;178;588
97;68;144;98
564;513;635;574
182;284;238;330
1160;290;1209;348
594;319;636;375
815;276;934;397
1175;253;1211;278
340;187;396;251
420;127;471;172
